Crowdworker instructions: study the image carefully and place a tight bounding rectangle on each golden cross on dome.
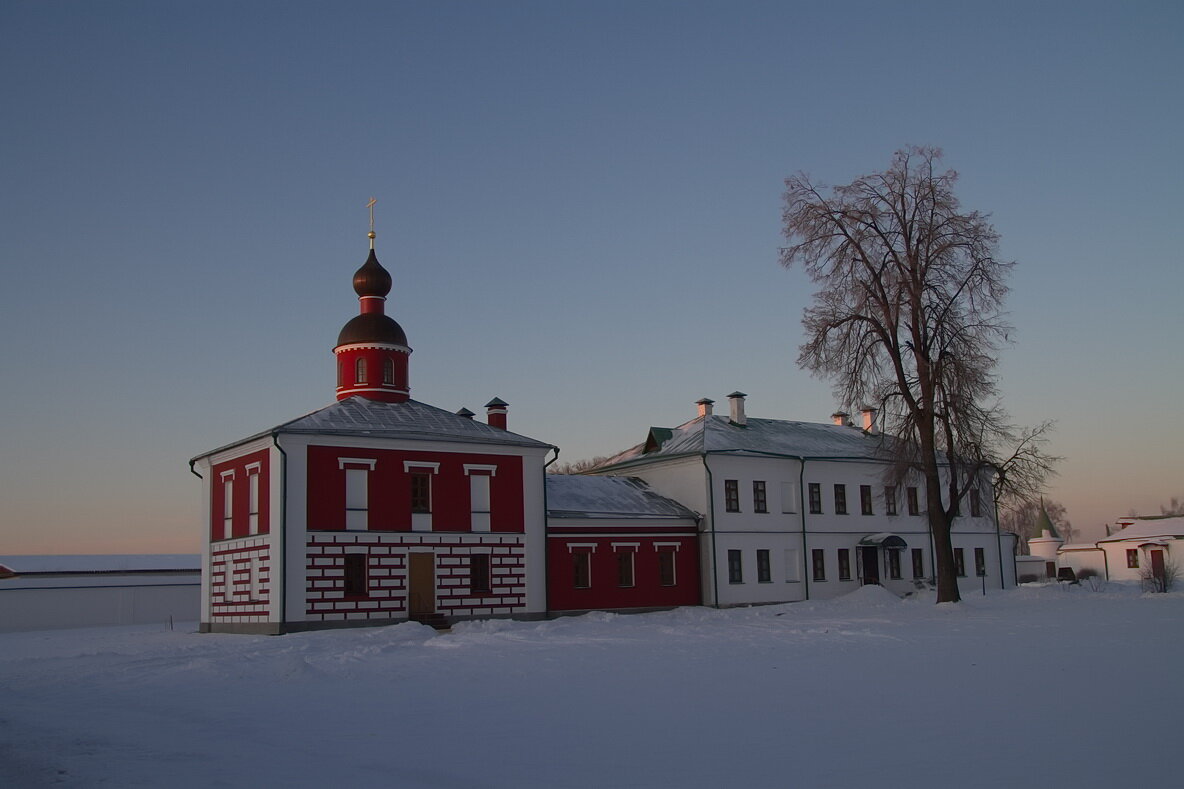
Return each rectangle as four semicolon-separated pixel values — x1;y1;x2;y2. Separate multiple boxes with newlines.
366;197;377;248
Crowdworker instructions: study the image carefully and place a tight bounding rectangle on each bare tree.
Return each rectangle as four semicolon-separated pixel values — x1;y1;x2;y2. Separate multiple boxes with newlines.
1160;496;1184;517
548;456;613;475
780;146;1054;603
1140;557;1179;593
1000;497;1075;553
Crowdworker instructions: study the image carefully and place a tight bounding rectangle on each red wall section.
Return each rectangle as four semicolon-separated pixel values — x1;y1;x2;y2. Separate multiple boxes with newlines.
210;449;270;541
306;445;525;532
546;534;700;612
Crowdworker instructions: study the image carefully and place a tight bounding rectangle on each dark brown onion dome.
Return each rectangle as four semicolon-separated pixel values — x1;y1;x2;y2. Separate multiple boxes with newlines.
336;313;408;347
352;249;392;298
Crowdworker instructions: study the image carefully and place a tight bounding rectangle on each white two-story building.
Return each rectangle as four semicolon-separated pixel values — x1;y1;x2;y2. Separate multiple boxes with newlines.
591;392;1017;606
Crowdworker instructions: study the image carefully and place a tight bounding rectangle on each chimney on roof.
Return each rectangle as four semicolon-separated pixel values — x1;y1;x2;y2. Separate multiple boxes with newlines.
485;397;508;430
696;398;715;418
860;406;878;433
831;411;850;426
456;407;475;420
727;391;747;426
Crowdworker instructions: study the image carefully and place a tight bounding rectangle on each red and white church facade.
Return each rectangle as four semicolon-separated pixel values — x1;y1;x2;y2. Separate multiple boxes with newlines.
191;238;557;633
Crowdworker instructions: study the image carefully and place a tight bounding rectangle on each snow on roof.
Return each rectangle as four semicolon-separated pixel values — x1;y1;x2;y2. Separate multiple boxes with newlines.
1098;516;1184;544
0;555;201;574
546;476;698;520
193;396;554;460
600;414;893;469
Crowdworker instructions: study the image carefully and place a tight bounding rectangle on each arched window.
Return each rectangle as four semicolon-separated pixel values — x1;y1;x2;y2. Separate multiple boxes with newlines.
355;358;367;384
383;358;394;385
337;360;345;387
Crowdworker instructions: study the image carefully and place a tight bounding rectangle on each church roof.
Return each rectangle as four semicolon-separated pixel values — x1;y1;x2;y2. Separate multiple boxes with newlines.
546;475;698;520
598;414;892;470
1033;501;1059;539
192;396;552;462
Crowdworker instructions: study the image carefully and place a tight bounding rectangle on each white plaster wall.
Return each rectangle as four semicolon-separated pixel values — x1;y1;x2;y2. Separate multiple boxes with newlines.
521;446;550;614
711;531;808;606
612;456;709;514
0;582;199;632
1058;548;1107;578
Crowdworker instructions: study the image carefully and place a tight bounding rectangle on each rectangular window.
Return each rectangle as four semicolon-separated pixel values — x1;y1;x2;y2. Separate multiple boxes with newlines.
727;549;743;584
470;554;491;594
753;481;768;513
888;549;902;579
410;474;431;514
343;554;368;597
757;549;772;583
345;468;368;530
222;561;235;601
1127;549;1140;568
724;480;740;512
885;486;897;516
812;549;826;582
248;472;260;535
222;477;234;539
954;548;966;577
860;485;873;515
658;551;677;586
834;484;847;515
784;549;800;582
617;550;635;587
974;547;987;577
780;482;798;514
907;486;920;516
837;549;851;581
970;489;982;518
912;548;925;579
248;557;261;600
573;552;591;588
808;483;822;514
469;473;491;532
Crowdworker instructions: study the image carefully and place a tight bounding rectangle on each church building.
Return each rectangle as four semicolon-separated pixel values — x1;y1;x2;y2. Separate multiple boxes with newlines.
190;228;554;634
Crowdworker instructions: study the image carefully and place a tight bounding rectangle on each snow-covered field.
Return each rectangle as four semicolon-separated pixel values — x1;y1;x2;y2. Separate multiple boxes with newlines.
2;584;1179;788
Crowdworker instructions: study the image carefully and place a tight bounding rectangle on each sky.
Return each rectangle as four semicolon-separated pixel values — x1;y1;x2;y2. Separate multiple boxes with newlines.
1;0;1181;554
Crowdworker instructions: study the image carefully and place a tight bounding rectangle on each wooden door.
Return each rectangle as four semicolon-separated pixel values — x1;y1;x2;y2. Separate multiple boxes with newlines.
860;546;880;585
408;553;435;615
1151;550;1166;581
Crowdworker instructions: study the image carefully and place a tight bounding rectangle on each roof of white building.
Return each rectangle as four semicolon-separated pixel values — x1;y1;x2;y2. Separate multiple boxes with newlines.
1097;516;1184;544
0;555;200;575
599;414;892;470
193;396;554;461
546;475;699;520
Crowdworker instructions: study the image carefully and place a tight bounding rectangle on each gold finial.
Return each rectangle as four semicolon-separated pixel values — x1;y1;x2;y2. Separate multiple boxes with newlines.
366;197;377;248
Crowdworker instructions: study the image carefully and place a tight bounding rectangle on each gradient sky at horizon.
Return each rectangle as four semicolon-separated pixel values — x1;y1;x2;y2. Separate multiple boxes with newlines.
2;1;1181;554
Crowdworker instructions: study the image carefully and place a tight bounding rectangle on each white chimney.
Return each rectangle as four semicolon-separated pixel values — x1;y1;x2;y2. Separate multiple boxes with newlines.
696;398;715;418
727;391;747;426
860;406;877;433
831;411;849;426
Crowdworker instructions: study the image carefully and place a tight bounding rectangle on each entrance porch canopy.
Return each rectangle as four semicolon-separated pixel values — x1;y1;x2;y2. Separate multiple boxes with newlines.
859;533;907;549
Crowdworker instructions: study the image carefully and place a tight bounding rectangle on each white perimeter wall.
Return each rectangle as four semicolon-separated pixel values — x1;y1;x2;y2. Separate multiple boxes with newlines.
0;581;199;632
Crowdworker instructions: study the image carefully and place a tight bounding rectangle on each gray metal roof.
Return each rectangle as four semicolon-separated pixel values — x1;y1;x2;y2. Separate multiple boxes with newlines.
599;414;893;470
193;396;553;461
546;475;699;520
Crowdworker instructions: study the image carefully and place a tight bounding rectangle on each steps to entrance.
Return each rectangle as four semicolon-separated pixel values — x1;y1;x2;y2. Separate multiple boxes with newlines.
410;613;451;631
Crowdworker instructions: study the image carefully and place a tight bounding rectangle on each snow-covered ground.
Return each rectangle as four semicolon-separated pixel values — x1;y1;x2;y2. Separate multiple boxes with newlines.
2;584;1180;788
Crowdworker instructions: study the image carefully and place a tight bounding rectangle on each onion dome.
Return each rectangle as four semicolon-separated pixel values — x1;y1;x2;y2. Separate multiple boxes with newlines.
336;312;408;347
352;249;392;298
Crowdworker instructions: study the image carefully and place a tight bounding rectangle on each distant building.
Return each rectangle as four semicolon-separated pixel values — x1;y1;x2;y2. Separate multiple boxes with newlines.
1033;515;1184;586
0;555;199;632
